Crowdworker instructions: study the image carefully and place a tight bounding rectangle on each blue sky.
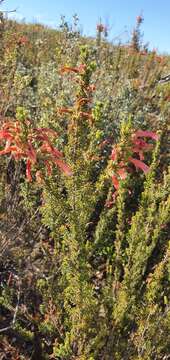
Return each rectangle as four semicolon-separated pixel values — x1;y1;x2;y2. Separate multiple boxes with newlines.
1;0;170;53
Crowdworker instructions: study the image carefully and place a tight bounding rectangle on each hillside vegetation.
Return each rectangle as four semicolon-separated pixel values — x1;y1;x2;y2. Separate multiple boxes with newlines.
0;11;170;360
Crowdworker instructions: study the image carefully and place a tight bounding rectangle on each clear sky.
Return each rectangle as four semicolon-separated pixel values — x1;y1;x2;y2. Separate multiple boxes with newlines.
1;0;170;54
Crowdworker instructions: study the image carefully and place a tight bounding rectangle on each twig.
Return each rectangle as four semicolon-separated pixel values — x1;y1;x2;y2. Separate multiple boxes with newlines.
0;285;20;333
2;9;17;14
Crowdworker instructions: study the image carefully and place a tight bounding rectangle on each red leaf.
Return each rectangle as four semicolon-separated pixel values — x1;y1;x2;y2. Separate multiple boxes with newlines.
128;157;150;174
112;175;119;189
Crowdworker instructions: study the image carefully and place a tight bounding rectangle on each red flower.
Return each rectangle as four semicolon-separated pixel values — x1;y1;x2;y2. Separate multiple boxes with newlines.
17;35;29;46
40;142;63;158
76;98;91;107
0;145;18;155
58;107;73;114
0;120;72;182
44;160;52;176
111;148;118;161
112;175;119;190
53;158;73;176
13;151;25;160
99;139;110;149
136;15;143;25
132;138;153;160
26;159;32;182
134;130;159;141
128;157;150;174
87;84;96;92
61;64;86;74
79;111;92;119
0;130;14;141
34;128;58;138
139;51;147;56
117;168;127;180
110;128;158;190
26;142;37;164
96;24;105;33
35;170;44;184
